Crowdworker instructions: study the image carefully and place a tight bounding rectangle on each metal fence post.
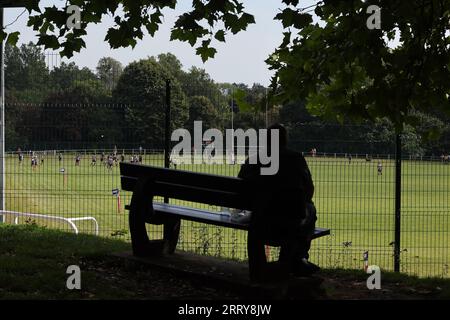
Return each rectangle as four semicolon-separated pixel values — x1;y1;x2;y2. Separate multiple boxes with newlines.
163;79;180;244
164;79;171;204
394;133;402;272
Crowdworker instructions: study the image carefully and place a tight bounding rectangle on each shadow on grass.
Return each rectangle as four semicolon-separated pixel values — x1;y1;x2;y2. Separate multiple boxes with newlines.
0;224;241;300
1;224;449;300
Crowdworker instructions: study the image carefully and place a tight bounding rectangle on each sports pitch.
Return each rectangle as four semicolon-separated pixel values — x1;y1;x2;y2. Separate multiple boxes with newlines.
3;153;449;278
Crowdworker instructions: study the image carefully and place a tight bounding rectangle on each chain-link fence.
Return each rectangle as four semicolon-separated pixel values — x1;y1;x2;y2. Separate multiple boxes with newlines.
2;102;449;278
2;49;449;278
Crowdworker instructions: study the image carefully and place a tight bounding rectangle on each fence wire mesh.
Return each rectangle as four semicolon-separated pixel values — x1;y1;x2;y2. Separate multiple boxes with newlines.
2;103;449;278
2;48;449;278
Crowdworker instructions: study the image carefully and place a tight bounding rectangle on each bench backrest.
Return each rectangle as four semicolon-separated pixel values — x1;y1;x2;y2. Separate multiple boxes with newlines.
120;163;253;210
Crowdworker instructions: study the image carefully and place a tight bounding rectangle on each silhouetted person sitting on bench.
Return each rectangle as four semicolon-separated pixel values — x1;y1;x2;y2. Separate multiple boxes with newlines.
238;123;319;276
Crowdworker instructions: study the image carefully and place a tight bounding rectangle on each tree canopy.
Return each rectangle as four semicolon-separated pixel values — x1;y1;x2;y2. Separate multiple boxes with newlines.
113;58;188;147
4;42;449;155
3;0;448;131
96;57;123;90
3;0;255;62
268;0;450;133
5;42;48;102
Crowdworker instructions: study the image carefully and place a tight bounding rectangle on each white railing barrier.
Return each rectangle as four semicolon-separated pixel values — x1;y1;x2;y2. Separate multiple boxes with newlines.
0;210;99;236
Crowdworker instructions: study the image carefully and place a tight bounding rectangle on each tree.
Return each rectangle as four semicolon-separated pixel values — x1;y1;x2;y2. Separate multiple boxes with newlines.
267;1;450;131
187;96;220;131
181;67;221;98
231;83;273;128
5;42;49;103
5;91;30;151
157;53;184;81
39;79;118;149
5;0;449;131
402;125;426;157
96;57;123;90
4;43;49;149
154;54;226;130
279;100;316;126
364;112;448;156
113;59;188;148
9;0;254;61
214;83;268;130
156;54;224;103
49;62;98;93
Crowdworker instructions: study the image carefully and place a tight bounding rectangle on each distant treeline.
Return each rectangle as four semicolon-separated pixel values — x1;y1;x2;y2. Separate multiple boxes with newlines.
5;43;450;156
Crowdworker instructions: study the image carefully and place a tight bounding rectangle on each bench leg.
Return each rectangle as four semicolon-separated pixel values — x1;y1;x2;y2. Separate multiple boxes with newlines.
247;228;267;282
129;202;152;256
163;218;181;254
129;177;164;256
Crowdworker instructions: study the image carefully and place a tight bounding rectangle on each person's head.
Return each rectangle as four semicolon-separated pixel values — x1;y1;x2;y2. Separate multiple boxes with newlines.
267;123;288;150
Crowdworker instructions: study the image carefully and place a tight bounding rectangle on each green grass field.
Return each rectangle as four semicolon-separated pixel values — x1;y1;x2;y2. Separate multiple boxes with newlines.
3;152;449;278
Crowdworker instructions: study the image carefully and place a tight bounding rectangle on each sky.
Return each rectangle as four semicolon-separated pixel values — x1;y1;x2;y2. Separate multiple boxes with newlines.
3;1;318;86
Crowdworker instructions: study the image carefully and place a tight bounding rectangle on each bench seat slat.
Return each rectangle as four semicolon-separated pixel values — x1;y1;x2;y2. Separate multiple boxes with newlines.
121;176;252;209
152;203;330;239
120;162;244;192
311;227;331;239
153;203;249;230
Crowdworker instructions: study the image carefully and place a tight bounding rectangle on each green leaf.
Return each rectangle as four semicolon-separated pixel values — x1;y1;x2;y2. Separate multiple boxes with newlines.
282;0;299;5
280;31;291;48
24;0;41;13
215;30;226;42
234;89;254;113
145;22;159;37
275;8;312;29
196;44;217;63
60;37;86;58
6;32;20;46
36;35;60;50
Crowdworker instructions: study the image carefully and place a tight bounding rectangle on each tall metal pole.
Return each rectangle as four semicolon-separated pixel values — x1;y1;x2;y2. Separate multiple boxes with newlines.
164;79;171;204
394;133;402;272
164;79;171;170
163;78;180;248
231;88;234;164
0;8;5;223
265;88;268;127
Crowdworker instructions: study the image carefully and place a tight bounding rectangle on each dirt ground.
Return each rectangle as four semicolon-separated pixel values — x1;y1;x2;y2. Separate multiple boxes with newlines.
320;273;446;300
80;255;450;300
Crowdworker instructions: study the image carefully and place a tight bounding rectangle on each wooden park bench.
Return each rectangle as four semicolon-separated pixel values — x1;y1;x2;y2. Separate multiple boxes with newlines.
120;162;330;281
